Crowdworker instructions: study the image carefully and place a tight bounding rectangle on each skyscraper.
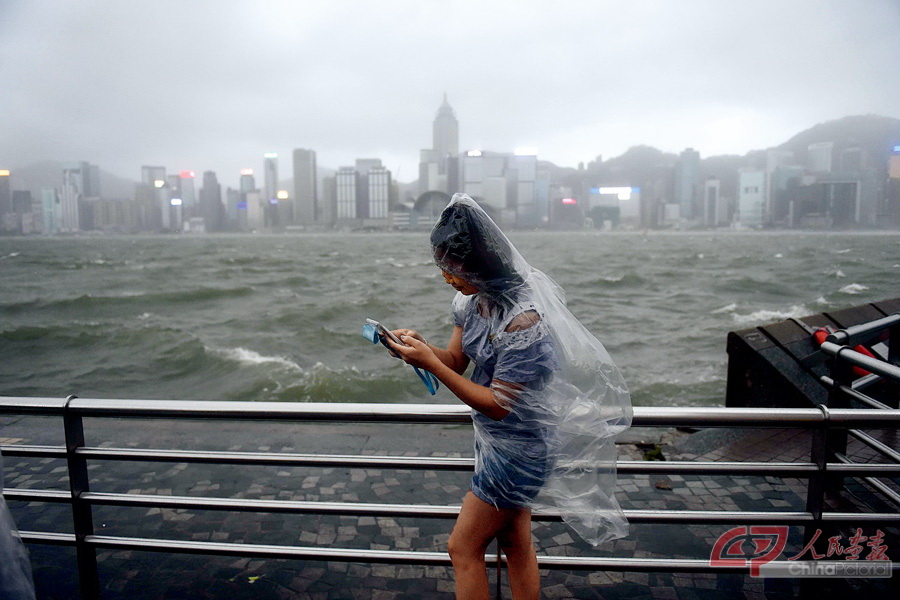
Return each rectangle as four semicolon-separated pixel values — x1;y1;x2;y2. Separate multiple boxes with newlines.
199;171;223;231
292;148;318;225
419;95;459;194
433;94;458;161
239;169;256;194
263;153;278;204
674;148;701;221
366;165;391;219
336;167;358;219
179;171;197;209
60;165;84;232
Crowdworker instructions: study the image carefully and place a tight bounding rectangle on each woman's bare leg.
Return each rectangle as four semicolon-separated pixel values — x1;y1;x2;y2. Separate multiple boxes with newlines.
448;491;539;600
496;508;539;600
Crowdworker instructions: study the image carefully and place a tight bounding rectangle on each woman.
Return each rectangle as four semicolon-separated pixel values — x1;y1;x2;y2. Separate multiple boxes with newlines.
387;194;631;599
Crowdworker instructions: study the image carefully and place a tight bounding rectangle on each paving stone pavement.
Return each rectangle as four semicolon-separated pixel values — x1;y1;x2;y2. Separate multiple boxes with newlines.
2;415;897;599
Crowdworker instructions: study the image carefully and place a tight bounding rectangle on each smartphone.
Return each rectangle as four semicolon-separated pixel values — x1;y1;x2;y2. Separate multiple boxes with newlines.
365;318;405;346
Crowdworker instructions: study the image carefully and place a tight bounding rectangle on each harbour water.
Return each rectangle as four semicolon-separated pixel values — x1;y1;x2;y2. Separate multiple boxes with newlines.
1;231;897;407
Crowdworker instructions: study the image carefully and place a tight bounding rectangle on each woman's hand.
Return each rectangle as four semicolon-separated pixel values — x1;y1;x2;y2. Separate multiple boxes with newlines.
387;335;441;372
384;329;425;358
390;329;426;344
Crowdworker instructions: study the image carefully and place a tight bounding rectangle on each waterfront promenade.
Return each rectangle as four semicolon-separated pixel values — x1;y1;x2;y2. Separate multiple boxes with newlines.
2;413;897;599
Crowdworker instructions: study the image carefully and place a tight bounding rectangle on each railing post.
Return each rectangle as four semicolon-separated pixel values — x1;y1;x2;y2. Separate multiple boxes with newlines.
64;395;100;599
824;349;852;490
887;319;900;408
800;405;829;599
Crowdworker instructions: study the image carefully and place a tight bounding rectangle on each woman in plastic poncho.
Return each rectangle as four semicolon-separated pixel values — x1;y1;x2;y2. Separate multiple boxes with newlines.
388;194;631;600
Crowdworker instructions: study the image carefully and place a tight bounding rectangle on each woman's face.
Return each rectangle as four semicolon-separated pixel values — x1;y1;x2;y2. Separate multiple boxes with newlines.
441;269;479;295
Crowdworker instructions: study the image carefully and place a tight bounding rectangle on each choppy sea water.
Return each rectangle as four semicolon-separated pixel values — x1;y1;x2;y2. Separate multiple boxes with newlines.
1;231;897;407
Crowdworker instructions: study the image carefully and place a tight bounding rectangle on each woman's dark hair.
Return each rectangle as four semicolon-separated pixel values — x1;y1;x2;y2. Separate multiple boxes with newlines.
431;197;524;295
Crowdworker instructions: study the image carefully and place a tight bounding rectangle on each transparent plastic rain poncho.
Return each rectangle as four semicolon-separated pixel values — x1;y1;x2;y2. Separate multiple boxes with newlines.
0;450;36;600
432;193;633;546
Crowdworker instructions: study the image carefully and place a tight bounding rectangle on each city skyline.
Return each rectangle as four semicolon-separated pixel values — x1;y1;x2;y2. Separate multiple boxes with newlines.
2;1;899;190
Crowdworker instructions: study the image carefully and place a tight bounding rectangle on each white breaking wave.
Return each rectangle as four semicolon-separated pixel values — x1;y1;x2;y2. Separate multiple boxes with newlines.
711;303;738;315
731;305;810;325
214;347;302;371
839;283;869;295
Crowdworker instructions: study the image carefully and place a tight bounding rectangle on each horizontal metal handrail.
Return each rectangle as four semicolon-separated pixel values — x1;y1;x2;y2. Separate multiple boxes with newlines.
14;531;900;574
5;396;900;426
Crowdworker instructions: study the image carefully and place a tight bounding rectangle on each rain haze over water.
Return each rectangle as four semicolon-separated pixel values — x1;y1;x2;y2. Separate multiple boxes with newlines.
1;1;899;407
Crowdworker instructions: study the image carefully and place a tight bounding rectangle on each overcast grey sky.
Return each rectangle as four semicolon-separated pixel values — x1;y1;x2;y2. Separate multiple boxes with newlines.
1;0;899;188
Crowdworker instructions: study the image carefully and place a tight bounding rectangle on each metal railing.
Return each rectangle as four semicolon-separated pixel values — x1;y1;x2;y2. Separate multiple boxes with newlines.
3;396;899;598
2;317;899;598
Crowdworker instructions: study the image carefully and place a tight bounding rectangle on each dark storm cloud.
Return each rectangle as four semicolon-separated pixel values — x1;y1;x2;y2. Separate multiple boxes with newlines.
1;0;898;188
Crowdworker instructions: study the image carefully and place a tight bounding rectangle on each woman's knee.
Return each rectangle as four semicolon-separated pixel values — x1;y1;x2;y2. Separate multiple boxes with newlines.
448;529;481;566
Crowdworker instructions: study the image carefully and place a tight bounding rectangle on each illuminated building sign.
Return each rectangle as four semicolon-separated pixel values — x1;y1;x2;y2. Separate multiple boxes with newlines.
154;179;166;188
179;170;195;179
170;198;183;206
561;198;577;205
0;169;9;177
591;187;638;200
276;190;289;200
237;201;248;210
894;145;900;153
466;150;482;157
240;168;254;176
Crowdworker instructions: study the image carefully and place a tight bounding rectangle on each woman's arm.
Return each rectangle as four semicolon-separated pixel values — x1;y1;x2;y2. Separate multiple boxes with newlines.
387;334;510;421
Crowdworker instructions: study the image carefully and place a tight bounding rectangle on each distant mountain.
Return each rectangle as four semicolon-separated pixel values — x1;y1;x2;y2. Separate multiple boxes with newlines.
534;114;900;198
9;160;136;200
776;114;900;171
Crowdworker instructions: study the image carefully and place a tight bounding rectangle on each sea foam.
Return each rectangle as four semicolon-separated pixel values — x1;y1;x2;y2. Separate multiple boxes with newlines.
839;283;869;295
731;305;810;325
215;347;302;371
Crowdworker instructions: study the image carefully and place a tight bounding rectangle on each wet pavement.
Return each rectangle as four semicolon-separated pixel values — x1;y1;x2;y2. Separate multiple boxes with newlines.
2;414;898;599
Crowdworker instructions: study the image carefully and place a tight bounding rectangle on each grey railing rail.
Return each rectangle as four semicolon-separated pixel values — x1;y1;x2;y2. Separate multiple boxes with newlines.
3;396;900;599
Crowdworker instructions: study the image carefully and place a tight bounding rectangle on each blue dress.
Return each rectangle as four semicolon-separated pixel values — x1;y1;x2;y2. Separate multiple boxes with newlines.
452;291;558;508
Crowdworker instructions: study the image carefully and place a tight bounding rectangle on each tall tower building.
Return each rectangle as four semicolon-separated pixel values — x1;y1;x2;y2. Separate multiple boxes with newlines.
420;95;459;195
179;171;197;209
673;148;701;221
292;148;318;225
336;167;358;220
433;94;459;161
239;169;256;193
263;153;278;203
60;164;85;232
199;171;223;231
